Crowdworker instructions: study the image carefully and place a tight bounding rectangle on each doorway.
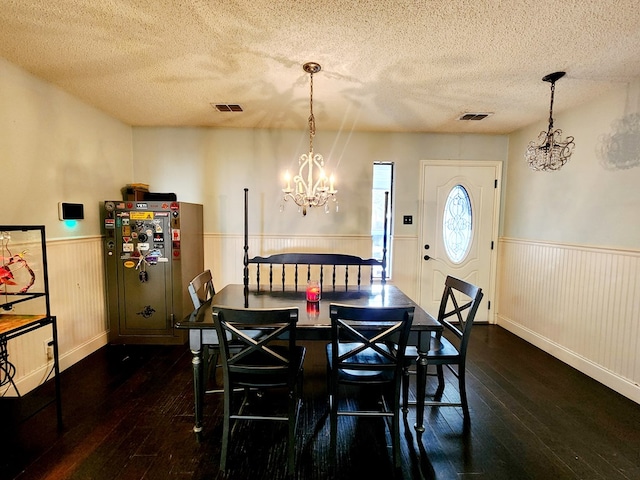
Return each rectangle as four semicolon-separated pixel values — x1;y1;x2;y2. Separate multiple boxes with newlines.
417;160;501;323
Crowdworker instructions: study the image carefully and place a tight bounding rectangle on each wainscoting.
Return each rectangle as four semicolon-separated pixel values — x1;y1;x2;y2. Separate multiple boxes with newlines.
3;236;108;396
497;237;640;404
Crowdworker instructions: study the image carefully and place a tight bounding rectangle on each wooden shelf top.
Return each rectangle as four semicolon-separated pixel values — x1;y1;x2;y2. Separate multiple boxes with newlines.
0;314;48;335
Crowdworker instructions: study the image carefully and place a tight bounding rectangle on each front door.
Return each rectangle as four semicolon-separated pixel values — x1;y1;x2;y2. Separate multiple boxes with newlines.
418;160;501;323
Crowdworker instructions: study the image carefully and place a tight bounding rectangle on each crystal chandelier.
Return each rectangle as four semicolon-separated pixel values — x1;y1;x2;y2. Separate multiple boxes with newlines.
282;62;337;216
525;71;575;171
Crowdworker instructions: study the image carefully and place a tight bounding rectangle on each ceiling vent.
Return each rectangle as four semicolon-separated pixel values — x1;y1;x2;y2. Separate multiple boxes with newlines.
212;103;243;112
458;112;493;121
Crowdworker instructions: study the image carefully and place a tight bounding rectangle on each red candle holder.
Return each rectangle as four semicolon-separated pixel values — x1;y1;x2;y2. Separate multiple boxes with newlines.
306;280;321;302
306;300;320;319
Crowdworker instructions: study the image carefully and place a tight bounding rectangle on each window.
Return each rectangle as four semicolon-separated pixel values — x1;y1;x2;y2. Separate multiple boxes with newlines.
442;184;472;263
371;162;393;278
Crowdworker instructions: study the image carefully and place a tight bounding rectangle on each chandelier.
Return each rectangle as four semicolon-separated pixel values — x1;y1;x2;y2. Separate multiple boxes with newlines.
282;62;337;216
525;71;575;171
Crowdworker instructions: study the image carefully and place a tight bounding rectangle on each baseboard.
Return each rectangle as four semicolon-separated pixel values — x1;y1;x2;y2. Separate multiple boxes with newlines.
4;332;108;397
497;315;640;405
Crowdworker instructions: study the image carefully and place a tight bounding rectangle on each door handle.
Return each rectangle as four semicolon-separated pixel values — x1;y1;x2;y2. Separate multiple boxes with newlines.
423;255;431;261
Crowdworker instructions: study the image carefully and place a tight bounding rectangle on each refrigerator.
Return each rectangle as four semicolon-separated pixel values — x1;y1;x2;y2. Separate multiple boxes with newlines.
102;200;203;344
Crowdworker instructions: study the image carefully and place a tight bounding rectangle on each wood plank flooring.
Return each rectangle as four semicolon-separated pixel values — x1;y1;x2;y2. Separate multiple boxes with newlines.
2;325;639;480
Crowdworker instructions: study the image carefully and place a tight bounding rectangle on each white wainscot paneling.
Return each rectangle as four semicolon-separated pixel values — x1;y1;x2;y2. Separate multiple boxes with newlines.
388;235;419;301
497;237;640;404
4;236;108;396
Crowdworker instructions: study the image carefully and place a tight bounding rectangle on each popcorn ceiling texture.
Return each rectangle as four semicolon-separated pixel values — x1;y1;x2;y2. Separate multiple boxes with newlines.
1;0;639;134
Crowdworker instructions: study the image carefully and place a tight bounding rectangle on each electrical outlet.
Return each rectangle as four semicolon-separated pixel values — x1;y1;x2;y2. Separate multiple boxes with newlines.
44;338;54;361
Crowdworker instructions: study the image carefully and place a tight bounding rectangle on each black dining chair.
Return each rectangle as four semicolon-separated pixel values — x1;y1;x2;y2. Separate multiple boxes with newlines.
212;305;306;474
327;304;415;469
187;270;220;387
188;269;216;309
402;275;483;429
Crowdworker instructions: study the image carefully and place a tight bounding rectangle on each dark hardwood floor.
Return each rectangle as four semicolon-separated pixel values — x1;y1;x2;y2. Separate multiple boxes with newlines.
2;325;639;480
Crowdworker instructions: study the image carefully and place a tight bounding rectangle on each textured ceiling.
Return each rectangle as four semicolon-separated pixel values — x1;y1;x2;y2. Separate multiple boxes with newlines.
2;0;640;134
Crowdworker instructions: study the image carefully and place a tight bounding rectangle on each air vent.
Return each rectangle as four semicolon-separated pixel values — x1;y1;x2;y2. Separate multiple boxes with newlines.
458;112;493;121
212;103;243;112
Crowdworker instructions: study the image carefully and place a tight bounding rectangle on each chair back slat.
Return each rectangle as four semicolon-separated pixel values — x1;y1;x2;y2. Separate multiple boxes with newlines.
329;304;414;376
438;276;483;354
213;306;299;378
188;269;215;309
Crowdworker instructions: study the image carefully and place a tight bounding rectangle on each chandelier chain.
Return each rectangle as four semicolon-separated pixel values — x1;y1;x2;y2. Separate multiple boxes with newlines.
308;71;315;152
548;81;556;131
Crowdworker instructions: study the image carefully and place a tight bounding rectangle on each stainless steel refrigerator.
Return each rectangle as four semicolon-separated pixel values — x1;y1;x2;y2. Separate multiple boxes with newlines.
102;200;203;344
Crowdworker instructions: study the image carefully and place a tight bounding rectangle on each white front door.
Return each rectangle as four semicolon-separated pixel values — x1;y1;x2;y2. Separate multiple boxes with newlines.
418;160;501;323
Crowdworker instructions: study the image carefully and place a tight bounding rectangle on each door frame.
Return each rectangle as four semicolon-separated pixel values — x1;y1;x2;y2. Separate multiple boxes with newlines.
417;159;502;323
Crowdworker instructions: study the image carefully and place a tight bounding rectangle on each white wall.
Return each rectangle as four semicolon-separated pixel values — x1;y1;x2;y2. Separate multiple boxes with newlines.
0;58;132;395
0;58;132;237
132;127;507;237
499;80;640;403
131;127;507;293
504;81;640;249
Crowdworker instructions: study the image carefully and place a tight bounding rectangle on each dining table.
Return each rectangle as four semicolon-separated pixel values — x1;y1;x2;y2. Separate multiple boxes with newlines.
175;283;442;434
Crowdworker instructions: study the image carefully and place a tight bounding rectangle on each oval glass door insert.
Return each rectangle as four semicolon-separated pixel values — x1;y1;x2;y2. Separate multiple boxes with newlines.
442;184;472;263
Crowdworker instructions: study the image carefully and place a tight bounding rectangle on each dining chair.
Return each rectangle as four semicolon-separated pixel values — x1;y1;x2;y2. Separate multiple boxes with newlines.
212;305;306;474
188;269;216;308
187;270;220;387
327;304;415;469
402;275;483;429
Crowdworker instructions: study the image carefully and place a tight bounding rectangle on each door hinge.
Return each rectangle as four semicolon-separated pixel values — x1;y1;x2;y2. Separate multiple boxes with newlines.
494;179;498;188
491;240;494;250
488;300;491;310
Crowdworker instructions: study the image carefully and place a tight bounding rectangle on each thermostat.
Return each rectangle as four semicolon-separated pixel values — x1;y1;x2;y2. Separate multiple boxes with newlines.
58;202;85;220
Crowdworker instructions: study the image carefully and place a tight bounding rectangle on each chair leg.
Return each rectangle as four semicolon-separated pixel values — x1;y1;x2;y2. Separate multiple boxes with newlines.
458;367;470;427
220;382;231;472
287;370;304;474
392;398;401;468
329;382;338;465
402;365;410;414
287;386;297;473
435;364;445;399
414;358;428;433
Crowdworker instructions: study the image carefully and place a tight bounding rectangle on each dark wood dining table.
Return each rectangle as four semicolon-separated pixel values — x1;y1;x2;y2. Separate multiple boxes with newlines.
175;283;442;434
